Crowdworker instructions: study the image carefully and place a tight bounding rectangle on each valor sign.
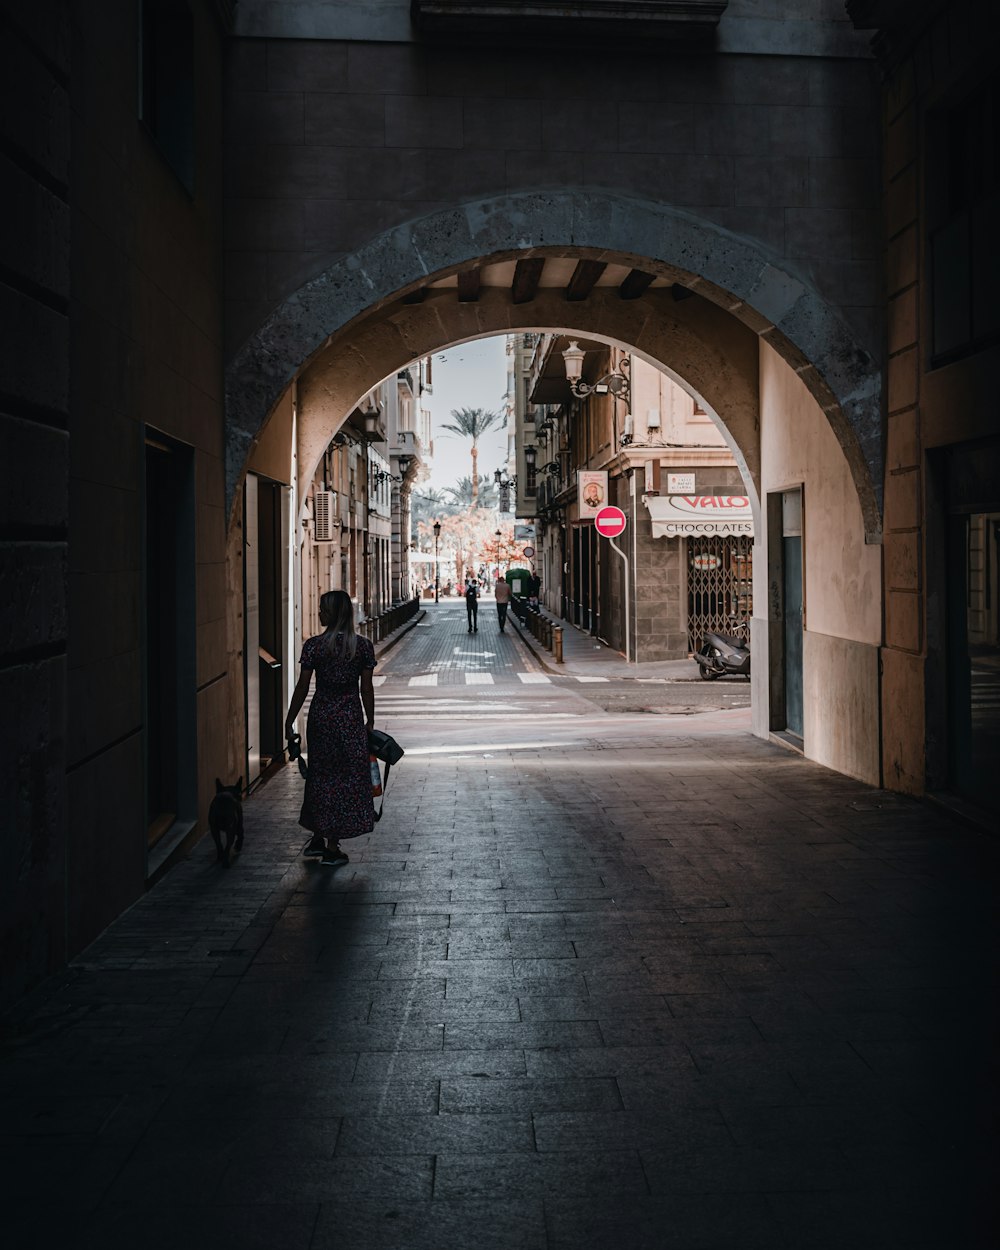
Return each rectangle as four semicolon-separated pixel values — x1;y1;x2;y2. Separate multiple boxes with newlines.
645;494;753;538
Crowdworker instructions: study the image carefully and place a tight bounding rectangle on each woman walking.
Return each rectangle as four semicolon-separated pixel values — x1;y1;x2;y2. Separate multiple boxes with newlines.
285;590;376;867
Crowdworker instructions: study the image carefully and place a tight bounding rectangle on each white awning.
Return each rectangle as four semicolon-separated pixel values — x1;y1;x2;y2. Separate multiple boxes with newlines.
645;494;754;538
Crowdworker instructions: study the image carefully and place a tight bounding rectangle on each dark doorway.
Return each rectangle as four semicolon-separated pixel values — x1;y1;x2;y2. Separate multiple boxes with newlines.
245;474;289;786
767;488;804;740
947;511;1000;817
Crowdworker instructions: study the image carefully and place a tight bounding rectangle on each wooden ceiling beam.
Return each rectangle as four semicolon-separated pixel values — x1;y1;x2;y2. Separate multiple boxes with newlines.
618;269;656;300
457;268;481;302
565;259;606;302
401;287;427;304
512;257;545;304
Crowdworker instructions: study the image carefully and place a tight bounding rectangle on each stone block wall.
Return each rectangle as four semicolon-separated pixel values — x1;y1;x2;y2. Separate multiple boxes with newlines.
876;0;1000;797
65;1;232;955
0;2;72;1006
222;34;881;364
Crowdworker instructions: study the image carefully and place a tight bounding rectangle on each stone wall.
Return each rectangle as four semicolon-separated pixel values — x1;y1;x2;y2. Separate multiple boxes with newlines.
0;1;72;1006
875;0;1000;798
222;30;881;373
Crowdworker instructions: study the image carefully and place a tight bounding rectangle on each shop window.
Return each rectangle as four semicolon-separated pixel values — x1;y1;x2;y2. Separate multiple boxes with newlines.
928;79;1000;363
140;0;195;191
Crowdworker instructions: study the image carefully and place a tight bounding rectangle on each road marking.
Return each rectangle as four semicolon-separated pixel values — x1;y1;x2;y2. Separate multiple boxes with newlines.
373;675;387;686
517;672;551;684
464;672;495;685
574;675;609;683
408;674;438;687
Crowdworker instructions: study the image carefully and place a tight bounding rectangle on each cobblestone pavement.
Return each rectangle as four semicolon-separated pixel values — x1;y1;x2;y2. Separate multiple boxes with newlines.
2;604;996;1248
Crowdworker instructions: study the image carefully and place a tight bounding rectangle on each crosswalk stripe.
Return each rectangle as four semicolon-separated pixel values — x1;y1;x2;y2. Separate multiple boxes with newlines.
517;672;551;684
408;674;438;687
574;675;609;683
373;675;387;686
464;672;495;685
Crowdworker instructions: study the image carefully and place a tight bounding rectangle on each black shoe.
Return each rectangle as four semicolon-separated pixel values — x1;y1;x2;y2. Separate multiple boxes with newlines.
302;838;326;857
320;848;349;868
474;627;478;632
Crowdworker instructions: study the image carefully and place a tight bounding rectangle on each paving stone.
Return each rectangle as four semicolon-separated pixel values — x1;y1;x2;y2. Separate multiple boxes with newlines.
434;1147;648;1200
543;1192;786;1250
336;1112;534;1156
2;611;995;1248
310;1197;547;1250
439;1077;622;1115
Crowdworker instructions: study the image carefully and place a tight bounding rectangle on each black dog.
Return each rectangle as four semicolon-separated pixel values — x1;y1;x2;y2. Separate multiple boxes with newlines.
209;777;244;867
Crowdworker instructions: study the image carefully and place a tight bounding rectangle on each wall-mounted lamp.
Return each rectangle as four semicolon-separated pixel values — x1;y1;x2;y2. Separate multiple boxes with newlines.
561;340;631;405
494;466;517;511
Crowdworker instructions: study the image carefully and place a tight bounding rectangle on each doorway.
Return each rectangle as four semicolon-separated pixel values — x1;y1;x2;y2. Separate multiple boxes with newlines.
245;473;290;787
946;510;1000;817
766;487;804;739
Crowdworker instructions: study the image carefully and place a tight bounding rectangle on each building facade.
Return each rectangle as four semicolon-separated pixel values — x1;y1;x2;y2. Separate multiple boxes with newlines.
512;332;751;662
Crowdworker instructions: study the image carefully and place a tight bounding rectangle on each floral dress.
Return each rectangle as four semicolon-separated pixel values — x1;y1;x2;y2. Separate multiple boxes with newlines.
298;631;376;840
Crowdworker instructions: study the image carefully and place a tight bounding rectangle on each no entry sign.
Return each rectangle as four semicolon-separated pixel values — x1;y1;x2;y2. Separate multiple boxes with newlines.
594;506;627;539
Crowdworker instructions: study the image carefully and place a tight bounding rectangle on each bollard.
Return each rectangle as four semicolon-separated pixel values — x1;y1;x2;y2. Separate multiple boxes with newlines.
553;626;564;663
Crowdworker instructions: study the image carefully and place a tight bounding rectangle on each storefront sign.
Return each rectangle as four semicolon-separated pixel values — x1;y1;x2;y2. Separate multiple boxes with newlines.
514;523;536;544
577;470;609;518
645;494;754;538
691;552;722;570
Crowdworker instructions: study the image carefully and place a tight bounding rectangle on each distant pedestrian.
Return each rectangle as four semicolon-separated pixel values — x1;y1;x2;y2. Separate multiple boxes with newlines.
284;590;376;868
465;576;479;632
494;575;511;633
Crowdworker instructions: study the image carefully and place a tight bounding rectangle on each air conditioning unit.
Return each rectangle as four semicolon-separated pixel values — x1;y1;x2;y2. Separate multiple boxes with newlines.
313;490;335;541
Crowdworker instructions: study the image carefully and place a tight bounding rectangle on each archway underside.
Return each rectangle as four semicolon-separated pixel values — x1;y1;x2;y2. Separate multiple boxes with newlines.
226;193;883;539
295;284;761;520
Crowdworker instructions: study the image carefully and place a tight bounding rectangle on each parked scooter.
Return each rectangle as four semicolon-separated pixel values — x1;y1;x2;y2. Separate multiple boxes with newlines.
695;629;751;680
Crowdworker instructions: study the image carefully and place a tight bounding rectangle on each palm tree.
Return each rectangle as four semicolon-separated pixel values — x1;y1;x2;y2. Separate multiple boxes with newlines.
439;407;503;503
444;475;498;510
410;488;450;530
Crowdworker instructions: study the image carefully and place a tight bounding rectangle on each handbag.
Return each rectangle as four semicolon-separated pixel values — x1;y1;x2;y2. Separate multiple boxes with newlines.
367;729;404;821
368;729;404;765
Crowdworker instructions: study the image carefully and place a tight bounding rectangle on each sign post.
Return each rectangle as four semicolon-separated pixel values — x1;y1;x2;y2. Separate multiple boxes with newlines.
593;506;631;662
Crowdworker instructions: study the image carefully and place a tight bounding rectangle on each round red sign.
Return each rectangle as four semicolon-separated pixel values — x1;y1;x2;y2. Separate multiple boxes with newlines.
594;506;627;538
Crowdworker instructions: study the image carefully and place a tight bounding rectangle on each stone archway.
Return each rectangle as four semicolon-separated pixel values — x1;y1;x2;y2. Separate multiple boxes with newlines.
225;190;883;540
294;285;761;521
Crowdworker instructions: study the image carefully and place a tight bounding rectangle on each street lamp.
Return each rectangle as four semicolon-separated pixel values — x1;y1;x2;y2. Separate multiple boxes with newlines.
433;519;441;604
494;528;502;583
561;340;631;404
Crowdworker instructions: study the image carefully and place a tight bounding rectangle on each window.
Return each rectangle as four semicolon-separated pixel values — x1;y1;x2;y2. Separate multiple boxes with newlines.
140;0;195;191
928;79;1000;363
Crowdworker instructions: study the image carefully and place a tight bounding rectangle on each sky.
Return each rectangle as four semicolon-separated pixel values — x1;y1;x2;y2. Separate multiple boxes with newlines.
423;336;508;494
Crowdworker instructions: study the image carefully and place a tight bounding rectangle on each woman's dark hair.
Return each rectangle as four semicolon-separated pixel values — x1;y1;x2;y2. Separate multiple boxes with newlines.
319;589;358;659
